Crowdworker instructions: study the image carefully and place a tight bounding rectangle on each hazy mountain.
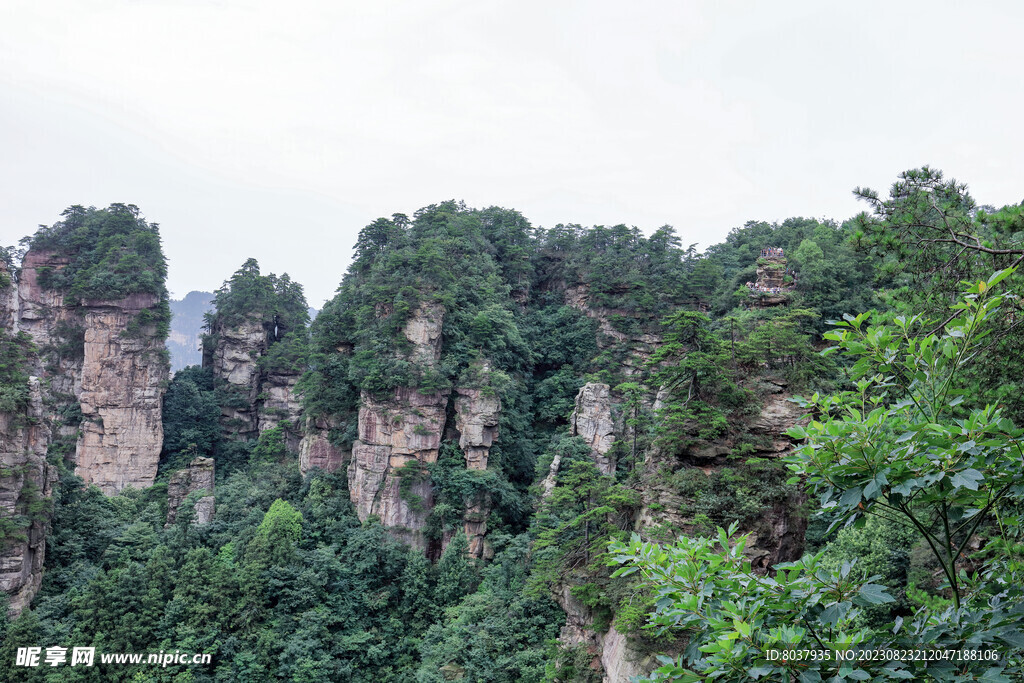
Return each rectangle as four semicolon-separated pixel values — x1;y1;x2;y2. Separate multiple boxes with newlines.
167;290;213;372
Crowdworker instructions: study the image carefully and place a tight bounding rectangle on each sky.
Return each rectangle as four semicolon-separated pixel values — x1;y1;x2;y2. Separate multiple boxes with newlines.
1;0;1022;306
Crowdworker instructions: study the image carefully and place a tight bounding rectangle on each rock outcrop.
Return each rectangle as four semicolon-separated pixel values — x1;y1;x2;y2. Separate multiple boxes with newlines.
348;386;446;550
636;380;808;570
75;294;168;494
204;315;305;446
345;303;504;556
570;383;616;475
204;316;266;439
17;251;84;424
0;377;56;616
555;582;655;682
453;386;501;558
749;254;791;307
348;301;448;551
15;251;168;494
166;457;215;526
299;417;349;475
2;247;169;614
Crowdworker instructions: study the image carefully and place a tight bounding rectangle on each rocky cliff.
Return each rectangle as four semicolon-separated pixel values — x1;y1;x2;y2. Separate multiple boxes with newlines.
453;384;500;558
298;417;349;475
75;294;168;494
344;303;506;557
0;377;56;616
1;226;169;613
570;382;617;475
749;254;791;307
204;316;266;439
348;303;446;551
166;456;215;526
17;251;168;494
204;314;304;445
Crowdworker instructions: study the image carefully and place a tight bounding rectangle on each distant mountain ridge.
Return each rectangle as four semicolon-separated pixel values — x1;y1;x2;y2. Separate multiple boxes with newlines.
168;291;213;372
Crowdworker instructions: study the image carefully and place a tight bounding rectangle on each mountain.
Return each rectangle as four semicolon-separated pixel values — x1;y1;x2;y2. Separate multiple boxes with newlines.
167;290;213;372
3;175;1023;681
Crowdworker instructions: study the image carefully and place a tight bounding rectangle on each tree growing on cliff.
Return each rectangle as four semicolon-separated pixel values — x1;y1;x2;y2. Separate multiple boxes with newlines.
647;310;744;447
613;273;1024;681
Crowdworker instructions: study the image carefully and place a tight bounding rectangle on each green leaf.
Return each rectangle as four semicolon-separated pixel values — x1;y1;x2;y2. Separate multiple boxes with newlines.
839;487;863;509
854;583;895;605
798;670;823;683
950;468;983;491
986;267;1015;289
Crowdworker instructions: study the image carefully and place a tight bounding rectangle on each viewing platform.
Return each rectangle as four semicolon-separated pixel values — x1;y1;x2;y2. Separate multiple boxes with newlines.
745;248;795;307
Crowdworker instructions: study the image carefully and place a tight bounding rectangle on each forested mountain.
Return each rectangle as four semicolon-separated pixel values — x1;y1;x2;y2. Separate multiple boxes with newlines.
1;170;1023;681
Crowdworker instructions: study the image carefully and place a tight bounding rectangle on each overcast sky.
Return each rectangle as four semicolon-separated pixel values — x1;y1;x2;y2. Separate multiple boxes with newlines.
1;1;1022;306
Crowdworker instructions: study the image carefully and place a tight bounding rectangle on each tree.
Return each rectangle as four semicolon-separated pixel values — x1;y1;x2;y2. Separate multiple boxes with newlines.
785;272;1024;672
251;498;304;567
610;273;1024;681
613;381;647;474
647;310;743;446
611;524;902;681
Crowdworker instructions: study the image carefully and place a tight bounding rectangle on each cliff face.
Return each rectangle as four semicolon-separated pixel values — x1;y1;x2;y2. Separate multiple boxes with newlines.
556;583;654;683
2;245;168;614
17;251;83;420
166;457;215;526
76;294;167;494
344;304;505;557
299;417;348;475
205;316;265;438
637;379;808;570
570;382;616;475
204;315;304;445
348;303;446;551
0;377;55;616
453;385;500;558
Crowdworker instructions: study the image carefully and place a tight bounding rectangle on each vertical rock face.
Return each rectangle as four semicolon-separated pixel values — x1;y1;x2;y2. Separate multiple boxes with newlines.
554;582;654;683
570;382;616;475
0;261;17;331
453;387;500;558
0;378;56;616
17;252;169;490
166;457;215;526
17;251;83;419
299;417;349;475
204;316;305;445
347;302;456;551
454;388;500;471
2;247;168;614
258;370;303;435
76;294;168;494
348;387;447;550
205;316;266;439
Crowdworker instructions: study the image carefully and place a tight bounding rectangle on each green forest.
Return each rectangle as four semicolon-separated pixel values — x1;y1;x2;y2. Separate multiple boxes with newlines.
1;167;1023;681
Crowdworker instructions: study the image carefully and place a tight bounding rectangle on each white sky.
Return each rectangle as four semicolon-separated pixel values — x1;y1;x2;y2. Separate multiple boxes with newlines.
1;0;1022;306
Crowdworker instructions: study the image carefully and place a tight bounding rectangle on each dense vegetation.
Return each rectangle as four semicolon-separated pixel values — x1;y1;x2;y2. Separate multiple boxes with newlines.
27;204;171;337
2;169;1023;681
